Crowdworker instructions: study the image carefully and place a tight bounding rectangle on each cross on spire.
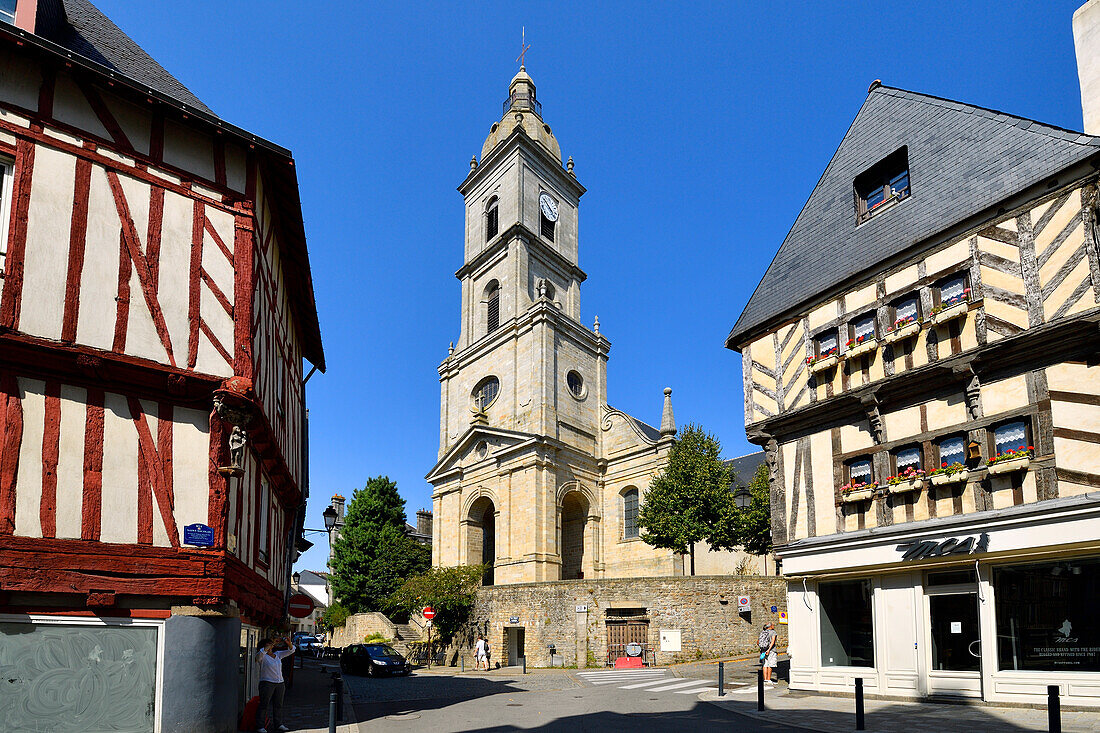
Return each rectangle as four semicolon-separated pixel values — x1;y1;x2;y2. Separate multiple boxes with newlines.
517;26;530;69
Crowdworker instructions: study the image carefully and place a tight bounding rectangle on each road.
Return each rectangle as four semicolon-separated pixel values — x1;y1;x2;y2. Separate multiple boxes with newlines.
346;666;798;732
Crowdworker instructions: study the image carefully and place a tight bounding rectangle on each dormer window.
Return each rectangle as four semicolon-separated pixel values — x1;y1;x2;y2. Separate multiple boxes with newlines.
485;197;499;241
855;147;910;224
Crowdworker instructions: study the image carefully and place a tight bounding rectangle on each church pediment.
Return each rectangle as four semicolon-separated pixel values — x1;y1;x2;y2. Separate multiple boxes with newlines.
425;425;537;482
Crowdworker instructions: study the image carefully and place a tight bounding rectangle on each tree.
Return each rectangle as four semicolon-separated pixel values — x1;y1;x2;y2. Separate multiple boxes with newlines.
320;601;350;633
637;424;733;575
387;564;486;641
329;476;430;613
720;462;773;557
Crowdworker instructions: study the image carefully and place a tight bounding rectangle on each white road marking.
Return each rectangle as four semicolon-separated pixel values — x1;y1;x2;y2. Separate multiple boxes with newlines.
617;678;679;690
644;679;716;692
673;686;717;694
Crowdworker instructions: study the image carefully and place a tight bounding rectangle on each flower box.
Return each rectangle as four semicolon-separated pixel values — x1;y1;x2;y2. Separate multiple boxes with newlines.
988;456;1030;475
886;478;924;495
847;339;878;359
808;354;839;374
840;486;876;503
931;300;973;326
930;470;969;487
883;321;920;344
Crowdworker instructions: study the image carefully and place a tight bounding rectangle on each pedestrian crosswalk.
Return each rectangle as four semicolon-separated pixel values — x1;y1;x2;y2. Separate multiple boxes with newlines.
574;668;719;696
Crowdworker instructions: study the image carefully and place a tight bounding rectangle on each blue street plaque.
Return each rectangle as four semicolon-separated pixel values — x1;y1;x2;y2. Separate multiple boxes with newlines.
509;616;520;624
184;523;214;547
770;605;778;613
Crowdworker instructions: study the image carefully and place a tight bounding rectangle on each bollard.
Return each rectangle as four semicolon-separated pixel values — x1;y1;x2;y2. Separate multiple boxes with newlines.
328;692;336;733
718;661;725;697
461;655;465;673
522;656;527;674
855;677;865;731
1048;685;1061;733
757;668;765;711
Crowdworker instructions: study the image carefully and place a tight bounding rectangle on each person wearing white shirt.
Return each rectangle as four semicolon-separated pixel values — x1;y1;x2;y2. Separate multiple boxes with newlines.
255;635;295;733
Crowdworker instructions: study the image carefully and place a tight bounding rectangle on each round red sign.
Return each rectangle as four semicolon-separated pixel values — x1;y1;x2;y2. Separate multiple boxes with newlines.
288;593;315;618
422;606;436;620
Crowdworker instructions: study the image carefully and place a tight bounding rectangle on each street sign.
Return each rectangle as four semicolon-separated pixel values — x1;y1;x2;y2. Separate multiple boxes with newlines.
575;604;588;613
770;605;778;613
183;523;214;547
737;595;751;611
509;616;520;624
288;593;315;618
778;611;789;624
422;606;436;620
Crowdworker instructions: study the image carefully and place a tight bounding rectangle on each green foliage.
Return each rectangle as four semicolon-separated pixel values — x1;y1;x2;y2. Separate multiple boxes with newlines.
585;650;599;668
329;477;431;613
730;462;773;556
387;564;485;641
637;424;733;573
321;601;350;631
363;632;390;643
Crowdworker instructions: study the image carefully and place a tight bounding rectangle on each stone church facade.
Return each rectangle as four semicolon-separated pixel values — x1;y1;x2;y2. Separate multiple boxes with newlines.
426;68;684;584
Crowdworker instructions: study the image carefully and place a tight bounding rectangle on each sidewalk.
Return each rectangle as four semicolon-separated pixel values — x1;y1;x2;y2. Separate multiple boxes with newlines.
700;684;1095;733
270;657;359;733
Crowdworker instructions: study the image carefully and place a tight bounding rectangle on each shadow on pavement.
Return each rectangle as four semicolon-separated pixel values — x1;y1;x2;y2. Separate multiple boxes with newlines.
349;671;531;723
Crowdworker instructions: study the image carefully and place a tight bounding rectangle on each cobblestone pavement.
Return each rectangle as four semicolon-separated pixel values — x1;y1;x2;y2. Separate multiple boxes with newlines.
266;657;358;733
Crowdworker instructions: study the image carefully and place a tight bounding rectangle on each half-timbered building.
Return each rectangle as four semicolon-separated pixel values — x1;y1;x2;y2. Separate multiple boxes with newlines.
727;62;1100;705
0;3;323;731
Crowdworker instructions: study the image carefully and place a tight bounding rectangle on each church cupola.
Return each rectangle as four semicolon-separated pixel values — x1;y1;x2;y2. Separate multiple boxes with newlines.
481;66;562;163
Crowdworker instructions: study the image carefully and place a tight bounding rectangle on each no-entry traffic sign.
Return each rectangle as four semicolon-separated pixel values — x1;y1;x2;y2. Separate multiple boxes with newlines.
288;593;315;618
422;606;436;620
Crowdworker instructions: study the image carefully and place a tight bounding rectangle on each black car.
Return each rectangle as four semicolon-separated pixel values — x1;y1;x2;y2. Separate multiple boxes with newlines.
340;643;412;677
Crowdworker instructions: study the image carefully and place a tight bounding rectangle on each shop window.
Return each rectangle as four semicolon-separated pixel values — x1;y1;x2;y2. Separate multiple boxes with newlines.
993;420;1029;454
894;445;922;473
892;294;919;330
936;273;970;308
819;579;875;667
994;557;1100;672
815;328;839;358
847;457;873;487
849;312;876;347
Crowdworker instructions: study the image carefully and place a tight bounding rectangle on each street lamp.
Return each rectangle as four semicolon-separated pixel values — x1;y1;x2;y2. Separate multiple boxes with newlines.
733;486;752;509
292;571;300;587
323;505;338;531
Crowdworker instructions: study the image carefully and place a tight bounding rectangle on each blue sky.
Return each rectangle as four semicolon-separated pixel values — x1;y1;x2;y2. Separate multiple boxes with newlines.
95;1;1087;573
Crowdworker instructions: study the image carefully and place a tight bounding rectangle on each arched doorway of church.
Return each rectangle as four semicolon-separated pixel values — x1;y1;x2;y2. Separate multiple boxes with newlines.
467;497;496;585
560;492;589;580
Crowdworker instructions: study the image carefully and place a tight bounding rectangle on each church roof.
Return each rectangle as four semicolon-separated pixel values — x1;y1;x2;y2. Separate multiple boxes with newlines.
480;66;562;163
726;84;1100;349
725;451;765;489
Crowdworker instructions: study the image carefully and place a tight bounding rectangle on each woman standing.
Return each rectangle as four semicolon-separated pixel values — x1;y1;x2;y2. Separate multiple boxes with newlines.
255;634;296;733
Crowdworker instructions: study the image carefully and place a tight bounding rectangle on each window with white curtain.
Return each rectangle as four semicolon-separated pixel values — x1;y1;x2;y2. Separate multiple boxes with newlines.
994;421;1029;454
895;445;922;472
939;274;968;306
852;313;876;342
938;436;966;466
816;329;838;357
848;458;873;485
894;295;919;325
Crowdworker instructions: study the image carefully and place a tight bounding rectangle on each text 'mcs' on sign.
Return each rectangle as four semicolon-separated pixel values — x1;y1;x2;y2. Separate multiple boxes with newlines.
896;532;990;562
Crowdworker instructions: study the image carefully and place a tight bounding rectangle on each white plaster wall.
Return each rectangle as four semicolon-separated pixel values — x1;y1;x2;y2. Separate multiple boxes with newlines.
13;378;45;539
20;145;75;341
100;392;138;545
55;385;87;540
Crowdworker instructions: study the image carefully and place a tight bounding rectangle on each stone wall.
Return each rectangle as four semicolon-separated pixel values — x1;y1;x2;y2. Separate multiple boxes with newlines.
329;612;396;648
445;574;786;668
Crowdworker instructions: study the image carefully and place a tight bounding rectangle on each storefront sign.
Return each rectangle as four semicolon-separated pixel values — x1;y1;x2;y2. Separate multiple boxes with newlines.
896;532;990;561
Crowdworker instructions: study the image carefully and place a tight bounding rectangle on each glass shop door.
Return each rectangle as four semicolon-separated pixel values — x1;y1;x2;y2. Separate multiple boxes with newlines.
926;590;983;697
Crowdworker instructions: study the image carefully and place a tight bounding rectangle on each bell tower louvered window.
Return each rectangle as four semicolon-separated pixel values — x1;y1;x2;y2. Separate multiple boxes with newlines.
486;281;500;334
486;197;498;241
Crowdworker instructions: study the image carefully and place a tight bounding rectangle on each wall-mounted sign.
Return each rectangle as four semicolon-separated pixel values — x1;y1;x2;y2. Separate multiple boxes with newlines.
737;595;750;612
770;605;778;613
896;532;989;561
575;604;588;613
778;611;788;624
183;523;214;547
509;616;520;624
659;629;681;652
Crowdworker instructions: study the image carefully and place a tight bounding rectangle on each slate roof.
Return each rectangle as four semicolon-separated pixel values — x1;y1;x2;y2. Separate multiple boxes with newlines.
725;451;765;489
36;0;214;115
726;84;1100;349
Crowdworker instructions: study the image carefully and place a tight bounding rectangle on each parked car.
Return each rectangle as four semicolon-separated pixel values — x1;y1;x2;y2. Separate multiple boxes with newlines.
340;643;411;677
296;635;323;656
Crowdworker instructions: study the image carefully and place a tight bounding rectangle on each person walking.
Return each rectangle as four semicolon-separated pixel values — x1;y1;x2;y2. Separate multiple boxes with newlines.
759;622;778;687
255;634;295;733
475;634;488;671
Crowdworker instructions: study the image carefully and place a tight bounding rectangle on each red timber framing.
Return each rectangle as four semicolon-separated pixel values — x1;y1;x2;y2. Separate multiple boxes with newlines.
0;536;286;625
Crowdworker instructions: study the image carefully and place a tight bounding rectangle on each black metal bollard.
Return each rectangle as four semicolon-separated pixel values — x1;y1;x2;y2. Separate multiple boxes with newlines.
328;692;336;733
855;677;865;731
522;656;527;674
757;668;765;711
1048;685;1061;733
331;672;344;721
461;655;465;673
718;661;725;696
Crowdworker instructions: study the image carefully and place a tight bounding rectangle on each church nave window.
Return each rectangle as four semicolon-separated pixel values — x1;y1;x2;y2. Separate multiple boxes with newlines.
622;487;639;540
485;197;499;241
472;376;500;412
485;281;500;334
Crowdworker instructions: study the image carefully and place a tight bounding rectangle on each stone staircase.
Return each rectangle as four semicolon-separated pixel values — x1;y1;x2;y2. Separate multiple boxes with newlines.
390;622;422;655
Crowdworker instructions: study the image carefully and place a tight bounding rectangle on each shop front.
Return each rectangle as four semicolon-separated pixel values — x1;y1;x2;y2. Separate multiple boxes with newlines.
780;493;1100;706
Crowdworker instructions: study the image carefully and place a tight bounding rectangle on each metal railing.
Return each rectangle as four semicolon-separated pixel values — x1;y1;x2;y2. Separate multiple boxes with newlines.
503;93;541;116
606;642;655;667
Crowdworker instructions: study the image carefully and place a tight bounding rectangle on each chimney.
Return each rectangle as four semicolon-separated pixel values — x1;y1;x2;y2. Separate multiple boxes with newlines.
331;494;345;522
14;0;37;32
416;509;433;538
1074;1;1100;134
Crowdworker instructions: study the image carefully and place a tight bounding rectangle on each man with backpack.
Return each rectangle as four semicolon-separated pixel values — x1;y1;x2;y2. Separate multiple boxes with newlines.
758;622;778;687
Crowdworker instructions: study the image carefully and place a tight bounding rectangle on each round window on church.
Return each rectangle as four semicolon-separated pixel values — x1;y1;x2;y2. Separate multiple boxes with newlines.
472;376;500;412
567;370;586;400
